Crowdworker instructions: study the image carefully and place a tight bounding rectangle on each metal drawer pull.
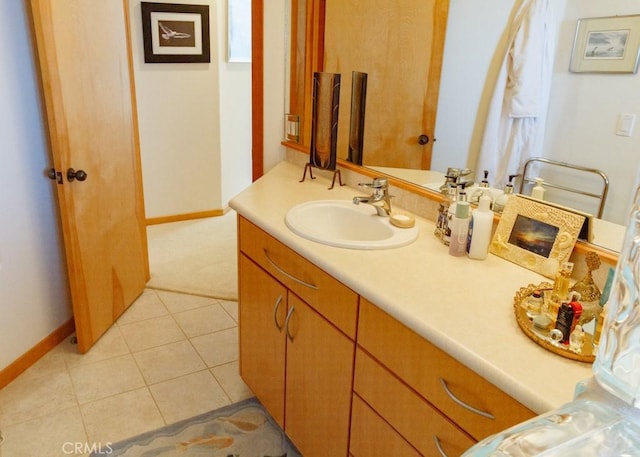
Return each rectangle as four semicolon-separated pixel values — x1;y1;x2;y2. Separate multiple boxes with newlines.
284;306;296;342
263;249;318;290
440;378;495;420
272;295;284;331
433;436;449;457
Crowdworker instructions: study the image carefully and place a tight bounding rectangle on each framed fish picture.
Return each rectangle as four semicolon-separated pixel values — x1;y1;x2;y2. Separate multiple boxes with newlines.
141;2;210;63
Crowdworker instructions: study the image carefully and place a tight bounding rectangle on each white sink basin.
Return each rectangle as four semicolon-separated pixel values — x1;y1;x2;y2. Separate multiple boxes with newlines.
285;200;419;249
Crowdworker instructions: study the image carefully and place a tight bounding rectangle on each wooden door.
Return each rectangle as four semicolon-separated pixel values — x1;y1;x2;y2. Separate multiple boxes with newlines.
238;255;287;427
285;293;354;457
30;0;148;353
324;0;449;169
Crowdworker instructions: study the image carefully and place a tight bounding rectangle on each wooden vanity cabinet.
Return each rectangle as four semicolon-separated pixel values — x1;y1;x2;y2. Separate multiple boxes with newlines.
238;216;536;456
238;217;358;457
356;298;536;446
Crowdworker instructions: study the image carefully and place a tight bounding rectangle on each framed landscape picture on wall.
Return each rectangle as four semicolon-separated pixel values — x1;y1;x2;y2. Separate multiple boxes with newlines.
570;14;640;73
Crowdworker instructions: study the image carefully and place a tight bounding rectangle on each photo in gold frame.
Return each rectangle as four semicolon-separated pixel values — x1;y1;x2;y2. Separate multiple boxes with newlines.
490;195;586;278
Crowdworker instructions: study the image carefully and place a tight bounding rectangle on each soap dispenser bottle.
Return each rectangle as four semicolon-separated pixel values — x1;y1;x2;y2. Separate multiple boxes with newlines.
531;177;546;200
492;174;516;213
470;170;490;203
467;194;493;260
449;201;470;256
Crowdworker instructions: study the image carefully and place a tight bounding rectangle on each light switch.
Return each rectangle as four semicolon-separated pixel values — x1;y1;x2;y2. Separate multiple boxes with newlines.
616;113;636;137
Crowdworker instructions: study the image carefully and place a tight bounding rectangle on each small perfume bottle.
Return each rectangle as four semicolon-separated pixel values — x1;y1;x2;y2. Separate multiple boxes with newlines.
526;290;544;319
569;324;585;353
547;261;574;324
592;308;606;350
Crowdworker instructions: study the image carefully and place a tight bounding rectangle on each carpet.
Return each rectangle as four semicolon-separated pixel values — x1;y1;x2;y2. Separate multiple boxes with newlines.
94;397;301;457
146;211;238;300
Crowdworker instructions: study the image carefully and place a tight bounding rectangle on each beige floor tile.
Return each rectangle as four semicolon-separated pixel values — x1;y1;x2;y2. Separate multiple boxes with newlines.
14;344;67;382
133;340;206;385
62;325;130;368
118;315;185;352
115;289;169;325
80;387;164;444
219;299;238;322
69;354;145;404
211;361;254;403
172;304;236;338
190;327;239;367
0;406;87;457
155;289;219;314
149;370;231;424
0;369;77;426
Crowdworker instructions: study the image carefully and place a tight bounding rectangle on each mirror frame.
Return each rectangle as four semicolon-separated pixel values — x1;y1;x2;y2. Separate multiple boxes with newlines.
250;0;619;266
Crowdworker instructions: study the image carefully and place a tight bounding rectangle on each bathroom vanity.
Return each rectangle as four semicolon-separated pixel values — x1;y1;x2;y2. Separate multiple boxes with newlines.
230;161;593;456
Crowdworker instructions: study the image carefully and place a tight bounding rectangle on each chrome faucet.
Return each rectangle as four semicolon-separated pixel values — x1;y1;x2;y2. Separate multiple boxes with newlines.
353;177;392;216
439;167;474;193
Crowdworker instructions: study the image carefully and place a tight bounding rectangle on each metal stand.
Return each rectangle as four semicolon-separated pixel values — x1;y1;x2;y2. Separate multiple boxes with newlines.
299;163;344;190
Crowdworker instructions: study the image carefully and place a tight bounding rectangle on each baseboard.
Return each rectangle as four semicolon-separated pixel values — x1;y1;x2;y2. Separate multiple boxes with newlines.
0;318;75;390
146;208;228;226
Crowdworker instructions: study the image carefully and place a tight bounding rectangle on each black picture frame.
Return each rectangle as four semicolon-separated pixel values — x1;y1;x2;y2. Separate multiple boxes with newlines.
141;2;210;63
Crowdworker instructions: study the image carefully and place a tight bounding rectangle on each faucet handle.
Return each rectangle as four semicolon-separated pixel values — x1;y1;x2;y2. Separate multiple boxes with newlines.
359;177;388;189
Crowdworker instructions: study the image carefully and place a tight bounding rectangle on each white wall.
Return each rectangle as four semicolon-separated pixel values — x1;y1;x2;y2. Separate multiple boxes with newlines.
545;0;640;224
0;0;72;370
263;0;287;172
129;0;252;218
219;2;253;204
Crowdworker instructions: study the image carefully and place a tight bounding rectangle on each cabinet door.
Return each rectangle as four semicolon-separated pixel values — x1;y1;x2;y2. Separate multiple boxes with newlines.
285;293;355;457
350;395;421;457
238;254;287;427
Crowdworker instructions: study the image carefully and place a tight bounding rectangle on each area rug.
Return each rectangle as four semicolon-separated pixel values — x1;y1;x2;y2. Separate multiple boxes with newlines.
94;397;301;457
146;211;238;300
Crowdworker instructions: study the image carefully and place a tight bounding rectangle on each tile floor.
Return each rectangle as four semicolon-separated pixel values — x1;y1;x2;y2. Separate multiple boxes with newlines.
0;288;253;457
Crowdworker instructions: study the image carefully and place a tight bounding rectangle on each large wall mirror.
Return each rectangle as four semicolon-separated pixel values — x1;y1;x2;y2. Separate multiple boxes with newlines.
283;0;640;254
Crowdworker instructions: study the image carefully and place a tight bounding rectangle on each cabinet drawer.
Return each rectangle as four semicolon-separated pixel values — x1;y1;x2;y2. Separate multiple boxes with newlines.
350;394;421;457
239;216;358;338
354;348;475;456
358;299;535;441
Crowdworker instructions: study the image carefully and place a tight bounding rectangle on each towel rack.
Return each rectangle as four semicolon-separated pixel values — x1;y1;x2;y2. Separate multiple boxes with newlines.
518;157;609;219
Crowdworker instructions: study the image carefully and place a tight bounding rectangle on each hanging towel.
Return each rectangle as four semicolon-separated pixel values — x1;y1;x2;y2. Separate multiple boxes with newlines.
476;0;555;186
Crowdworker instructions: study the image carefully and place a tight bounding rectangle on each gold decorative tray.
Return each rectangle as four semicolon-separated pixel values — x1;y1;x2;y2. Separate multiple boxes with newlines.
514;283;595;363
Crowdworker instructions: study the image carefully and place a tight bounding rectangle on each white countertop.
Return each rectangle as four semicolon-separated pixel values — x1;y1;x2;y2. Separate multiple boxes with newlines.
229;161;594;414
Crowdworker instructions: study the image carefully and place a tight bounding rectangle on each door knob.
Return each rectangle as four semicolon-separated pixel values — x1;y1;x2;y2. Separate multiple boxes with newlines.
67;168;87;182
418;134;430;145
47;167;63;184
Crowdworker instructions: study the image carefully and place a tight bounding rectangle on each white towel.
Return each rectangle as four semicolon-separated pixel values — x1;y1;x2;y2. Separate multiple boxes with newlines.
476;0;555;186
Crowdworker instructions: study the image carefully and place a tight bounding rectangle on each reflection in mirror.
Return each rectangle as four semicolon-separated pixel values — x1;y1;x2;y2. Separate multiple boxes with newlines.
283;0;639;249
347;71;367;166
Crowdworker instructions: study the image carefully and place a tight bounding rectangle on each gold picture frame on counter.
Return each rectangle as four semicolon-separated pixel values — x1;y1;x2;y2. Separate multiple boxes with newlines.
490;195;586;278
